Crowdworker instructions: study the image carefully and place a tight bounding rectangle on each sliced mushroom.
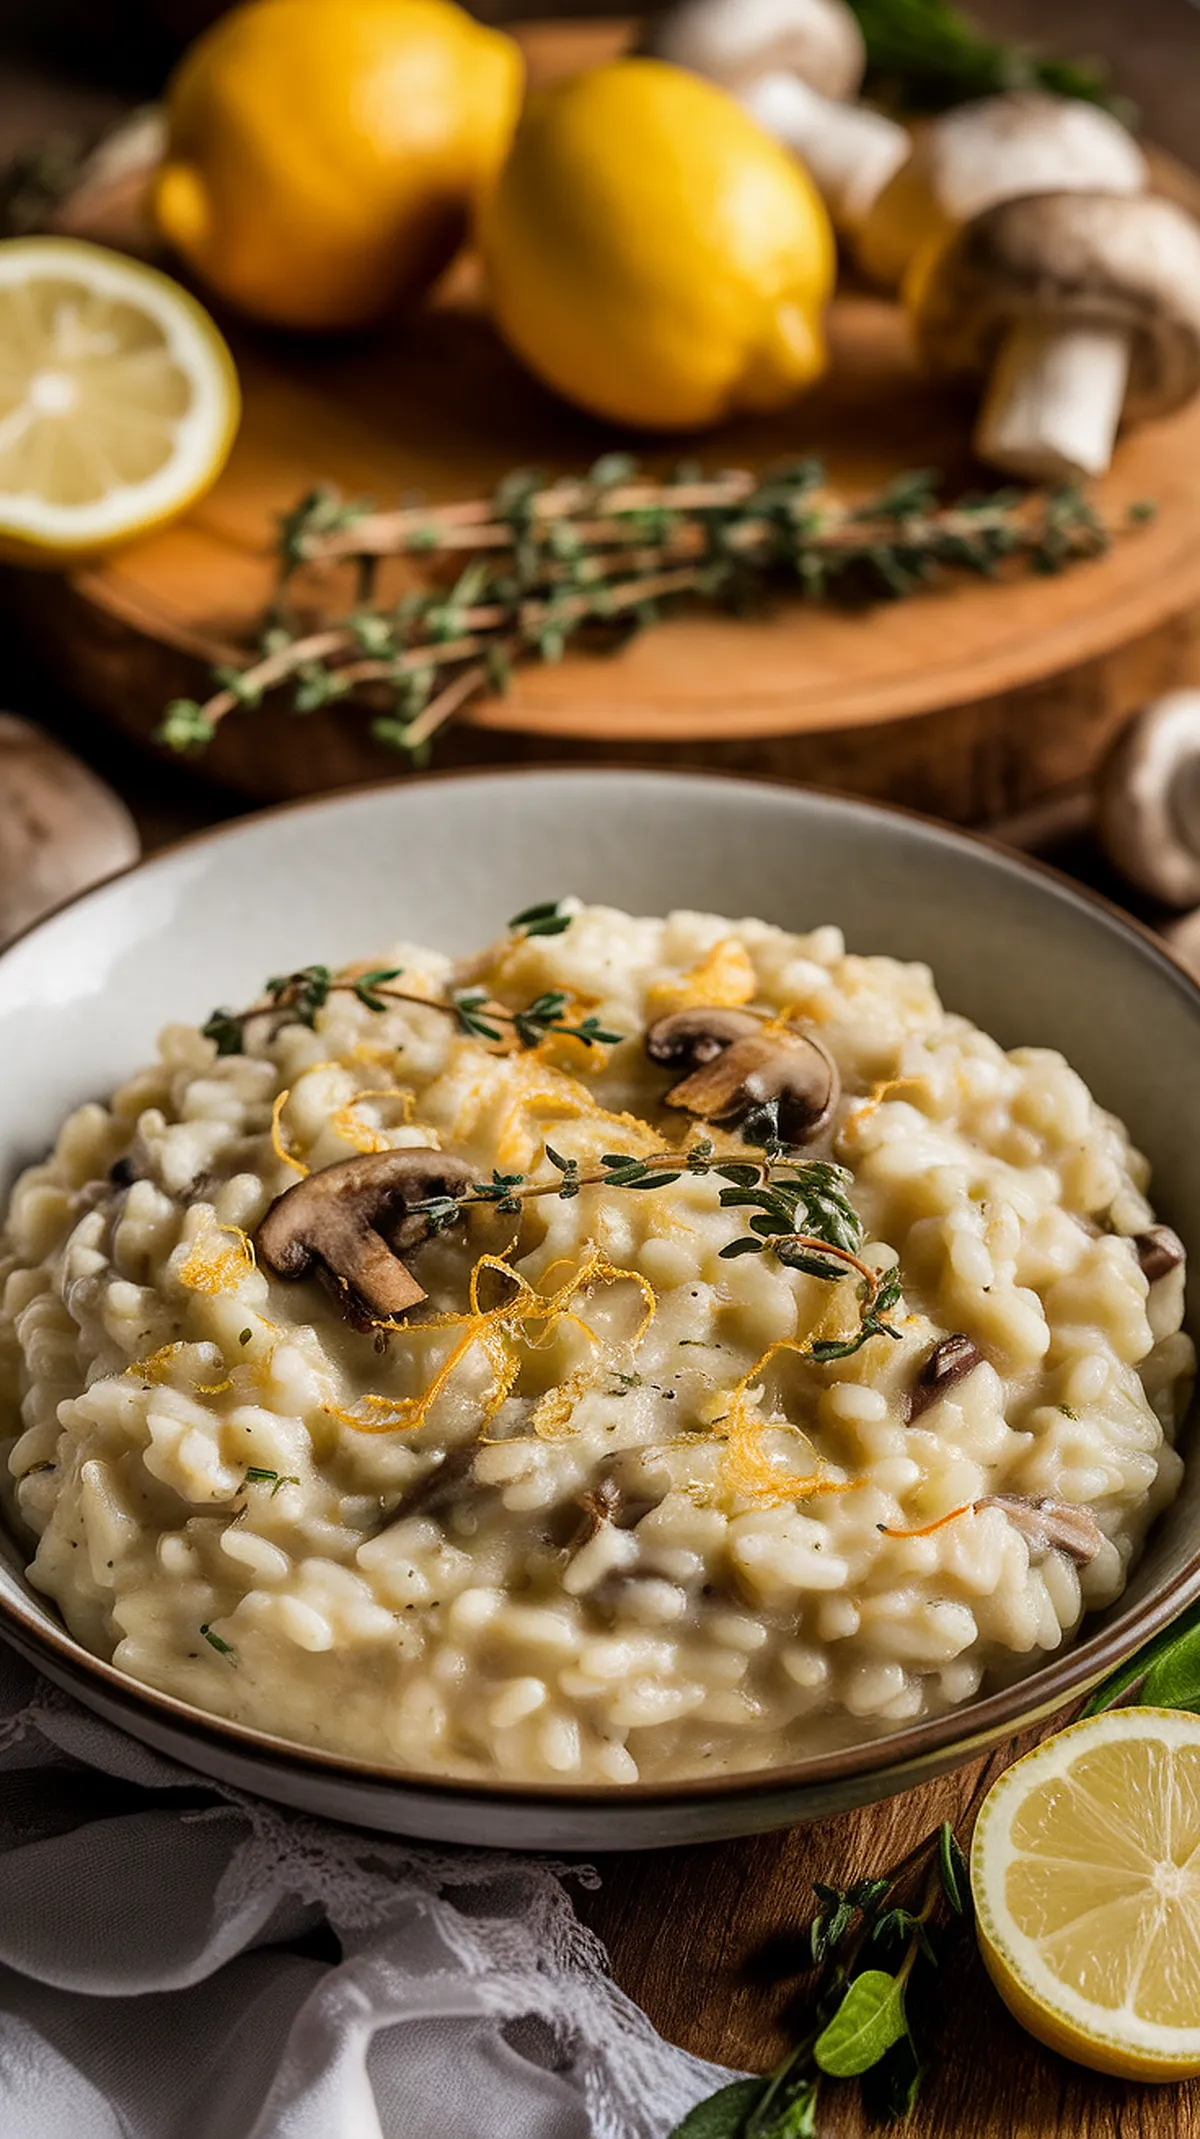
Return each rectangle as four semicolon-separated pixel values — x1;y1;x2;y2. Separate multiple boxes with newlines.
1133;1225;1186;1284
908;189;1200;483
906;1333;983;1420
257;1148;475;1326
645;1006;838;1144
572;1473;623;1547
641;0;908;235
979;1494;1105;1566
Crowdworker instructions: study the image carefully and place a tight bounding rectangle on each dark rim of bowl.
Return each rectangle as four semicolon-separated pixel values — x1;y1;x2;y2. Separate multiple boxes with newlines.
1;764;1198;1809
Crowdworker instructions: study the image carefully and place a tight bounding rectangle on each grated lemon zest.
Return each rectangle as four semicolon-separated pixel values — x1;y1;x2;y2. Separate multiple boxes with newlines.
879;1503;974;1540
645;938;757;1016
177;1223;257;1297
330;1085;416;1154
326;1245;650;1438
842;1074;933;1141
270;1089;308;1177
710;1338;860;1509
529;1366;597;1441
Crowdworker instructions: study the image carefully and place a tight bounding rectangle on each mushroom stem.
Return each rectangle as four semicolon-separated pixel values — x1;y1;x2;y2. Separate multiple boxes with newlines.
973;318;1132;482
739;70;909;232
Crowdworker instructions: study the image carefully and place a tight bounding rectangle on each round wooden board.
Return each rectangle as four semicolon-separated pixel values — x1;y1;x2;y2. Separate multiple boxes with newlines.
11;18;1200;819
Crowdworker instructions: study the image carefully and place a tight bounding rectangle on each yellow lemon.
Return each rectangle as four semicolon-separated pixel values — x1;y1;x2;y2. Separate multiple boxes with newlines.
0;236;239;565
156;0;523;330
480;58;835;432
971;1708;1200;2080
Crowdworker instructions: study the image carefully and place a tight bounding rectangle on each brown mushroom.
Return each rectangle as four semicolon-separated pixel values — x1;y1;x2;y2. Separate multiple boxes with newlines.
856;92;1146;292
257;1148;475;1326
906;1333;983;1420
645;1007;839;1144
979;1494;1105;1566
1133;1225;1186;1284
907;189;1200;482
0;715;140;949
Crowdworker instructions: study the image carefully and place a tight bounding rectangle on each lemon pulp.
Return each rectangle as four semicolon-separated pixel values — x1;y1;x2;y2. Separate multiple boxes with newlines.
0;236;239;561
972;1708;1200;2079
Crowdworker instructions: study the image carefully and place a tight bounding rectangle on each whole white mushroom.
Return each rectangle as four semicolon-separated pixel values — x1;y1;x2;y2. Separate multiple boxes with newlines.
855;91;1147;290
908;189;1200;482
642;0;909;234
0;716;140;947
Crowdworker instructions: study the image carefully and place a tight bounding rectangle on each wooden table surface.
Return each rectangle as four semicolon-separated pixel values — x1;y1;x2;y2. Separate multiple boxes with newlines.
3;8;1199;2129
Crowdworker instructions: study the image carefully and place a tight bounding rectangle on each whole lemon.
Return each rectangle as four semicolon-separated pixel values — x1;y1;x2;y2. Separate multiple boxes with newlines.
155;0;523;330
480;59;835;431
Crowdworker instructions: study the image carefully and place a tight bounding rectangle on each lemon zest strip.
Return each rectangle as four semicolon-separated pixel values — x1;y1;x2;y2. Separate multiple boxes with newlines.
270;1089;308;1177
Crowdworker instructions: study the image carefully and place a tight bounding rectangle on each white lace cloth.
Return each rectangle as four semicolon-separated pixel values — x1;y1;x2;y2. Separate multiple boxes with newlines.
0;1646;734;2139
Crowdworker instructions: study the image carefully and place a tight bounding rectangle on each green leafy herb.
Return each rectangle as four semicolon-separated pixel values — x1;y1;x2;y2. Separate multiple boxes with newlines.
156;460;1133;768
202;944;624;1060
668;1824;967;2139
671;2081;770;2139
508;898;573;939
1142;1625;1200;1713
1082;1599;1200;1716
937;1821;968;1917
244;1466;277;1484
814;1970;908;2077
848;0;1126;115
200;1623;235;1657
238;1328;253;1347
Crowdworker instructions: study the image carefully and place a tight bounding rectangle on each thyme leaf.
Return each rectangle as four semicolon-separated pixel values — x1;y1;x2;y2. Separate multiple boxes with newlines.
202;946;622;1058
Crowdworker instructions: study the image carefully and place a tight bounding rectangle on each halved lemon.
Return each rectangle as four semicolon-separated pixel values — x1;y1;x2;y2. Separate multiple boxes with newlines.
0;235;239;564
972;1708;1200;2080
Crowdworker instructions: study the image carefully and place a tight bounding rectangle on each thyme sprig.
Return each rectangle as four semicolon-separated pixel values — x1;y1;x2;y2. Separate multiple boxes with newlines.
406;1141;901;1357
157;458;1129;766
203;910;623;1058
670;1822;970;2139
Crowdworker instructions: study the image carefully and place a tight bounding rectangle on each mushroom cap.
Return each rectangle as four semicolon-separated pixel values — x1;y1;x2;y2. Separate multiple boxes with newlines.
257;1148;476;1323
858;91;1146;290
0;714;140;949
1097;689;1200;906
645;1006;839;1143
908;190;1200;423
641;0;864;102
644;1006;763;1069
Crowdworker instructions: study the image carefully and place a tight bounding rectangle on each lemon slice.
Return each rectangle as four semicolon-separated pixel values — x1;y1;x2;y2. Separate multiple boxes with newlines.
0;235;239;563
972;1708;1200;2079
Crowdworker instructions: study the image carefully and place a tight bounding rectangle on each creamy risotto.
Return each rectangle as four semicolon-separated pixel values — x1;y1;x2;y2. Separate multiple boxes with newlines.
0;903;1192;1785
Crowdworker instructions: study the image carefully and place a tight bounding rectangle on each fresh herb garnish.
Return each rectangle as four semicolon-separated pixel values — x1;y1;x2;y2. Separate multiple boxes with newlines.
157;459;1130;767
203;942;624;1058
508;898;574;939
849;0;1126;115
1083;1598;1200;1717
200;1623;235;1657
242;1466;298;1493
671;1824;969;2138
403;1144;901;1359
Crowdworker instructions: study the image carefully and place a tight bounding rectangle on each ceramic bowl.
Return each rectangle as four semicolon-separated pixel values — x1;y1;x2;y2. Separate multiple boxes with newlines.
2;770;1198;1850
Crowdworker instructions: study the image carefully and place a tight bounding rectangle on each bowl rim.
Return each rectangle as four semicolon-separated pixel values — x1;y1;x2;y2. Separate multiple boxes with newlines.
2;761;1198;1809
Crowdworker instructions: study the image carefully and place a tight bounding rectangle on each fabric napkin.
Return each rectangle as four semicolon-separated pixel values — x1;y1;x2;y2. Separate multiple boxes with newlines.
0;1643;735;2139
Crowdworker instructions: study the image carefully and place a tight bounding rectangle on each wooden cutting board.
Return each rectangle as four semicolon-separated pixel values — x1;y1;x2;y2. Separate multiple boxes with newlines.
578;1698;1200;2136
11;18;1200;823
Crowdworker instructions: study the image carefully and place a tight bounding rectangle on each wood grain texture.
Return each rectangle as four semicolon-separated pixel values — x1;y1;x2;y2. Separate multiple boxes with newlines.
578;1707;1200;2130
9;18;1200;819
